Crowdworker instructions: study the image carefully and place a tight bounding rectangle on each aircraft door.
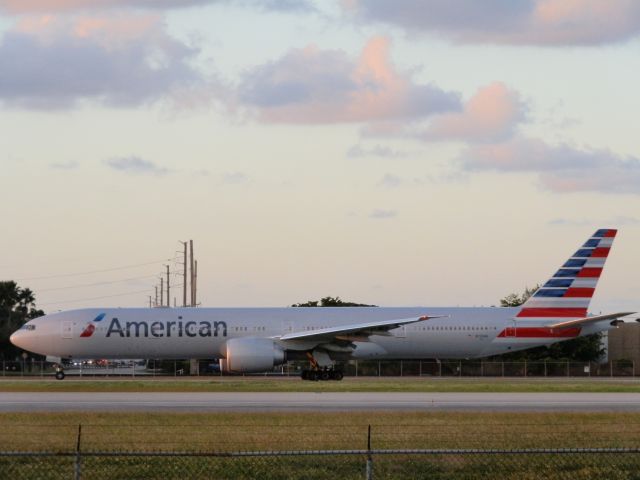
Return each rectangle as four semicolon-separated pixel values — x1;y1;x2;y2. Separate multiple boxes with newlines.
393;325;407;338
62;321;73;339
282;321;295;336
505;320;517;337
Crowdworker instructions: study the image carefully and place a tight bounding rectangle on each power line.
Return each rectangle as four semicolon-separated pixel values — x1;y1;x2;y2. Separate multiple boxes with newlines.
18;260;176;281
37;274;159;293
38;289;153;306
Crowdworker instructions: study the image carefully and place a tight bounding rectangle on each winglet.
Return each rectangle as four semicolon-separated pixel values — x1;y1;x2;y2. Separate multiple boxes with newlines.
419;315;449;321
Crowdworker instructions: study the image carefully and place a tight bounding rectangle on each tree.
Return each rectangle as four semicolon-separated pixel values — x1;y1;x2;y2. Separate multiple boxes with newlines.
500;285;539;307
0;281;44;359
292;296;376;307
492;286;604;362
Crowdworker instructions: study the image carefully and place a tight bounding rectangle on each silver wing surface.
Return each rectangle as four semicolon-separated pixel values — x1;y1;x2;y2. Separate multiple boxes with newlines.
278;315;446;343
547;311;635;330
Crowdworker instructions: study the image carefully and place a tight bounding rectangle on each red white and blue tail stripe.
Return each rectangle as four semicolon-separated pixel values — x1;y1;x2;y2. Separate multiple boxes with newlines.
516;229;616;320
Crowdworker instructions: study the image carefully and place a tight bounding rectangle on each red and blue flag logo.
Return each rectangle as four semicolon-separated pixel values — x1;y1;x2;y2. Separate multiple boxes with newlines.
79;313;106;338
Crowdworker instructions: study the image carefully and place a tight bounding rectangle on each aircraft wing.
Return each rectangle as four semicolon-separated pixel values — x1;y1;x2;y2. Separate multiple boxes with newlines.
279;315;446;342
547;311;635;330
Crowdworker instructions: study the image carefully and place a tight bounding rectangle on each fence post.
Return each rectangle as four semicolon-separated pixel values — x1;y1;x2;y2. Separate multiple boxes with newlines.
501;362;504;377
365;424;373;480
356;360;358;377
458;360;462;377
2;360;4;376
567;361;570;377
544;361;547;377
377;361;381;377
419;361;422;377
610;360;613;377
75;424;82;480
400;360;403;377
480;361;483;377
524;360;527;378
438;361;442;377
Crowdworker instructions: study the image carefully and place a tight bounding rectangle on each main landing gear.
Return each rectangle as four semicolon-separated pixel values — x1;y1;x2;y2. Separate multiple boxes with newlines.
301;368;344;381
54;364;65;380
300;350;344;381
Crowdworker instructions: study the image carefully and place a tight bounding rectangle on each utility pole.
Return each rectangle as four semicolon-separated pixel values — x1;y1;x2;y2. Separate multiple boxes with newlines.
166;265;170;308
155;286;158;307
189;240;195;307
182;241;187;307
148;296;152;308
160;277;164;307
194;260;198;307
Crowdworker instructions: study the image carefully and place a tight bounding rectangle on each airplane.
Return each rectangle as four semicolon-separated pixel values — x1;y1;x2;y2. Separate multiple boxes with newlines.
10;228;635;381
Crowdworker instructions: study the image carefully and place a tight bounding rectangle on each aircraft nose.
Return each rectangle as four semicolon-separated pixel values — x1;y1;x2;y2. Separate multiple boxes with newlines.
9;329;24;349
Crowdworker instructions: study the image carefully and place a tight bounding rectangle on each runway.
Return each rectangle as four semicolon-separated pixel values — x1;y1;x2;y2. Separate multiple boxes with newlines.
2;392;640;412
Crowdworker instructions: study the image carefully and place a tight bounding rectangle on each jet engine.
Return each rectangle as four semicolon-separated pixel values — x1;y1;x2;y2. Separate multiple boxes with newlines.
220;337;286;373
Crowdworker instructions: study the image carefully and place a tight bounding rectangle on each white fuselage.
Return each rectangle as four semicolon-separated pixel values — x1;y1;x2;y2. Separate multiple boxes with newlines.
11;307;612;361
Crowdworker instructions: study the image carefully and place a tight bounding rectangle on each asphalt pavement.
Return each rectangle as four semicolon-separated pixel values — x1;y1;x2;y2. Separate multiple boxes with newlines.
2;392;640;412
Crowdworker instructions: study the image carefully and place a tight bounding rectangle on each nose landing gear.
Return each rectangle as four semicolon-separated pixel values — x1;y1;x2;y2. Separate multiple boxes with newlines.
54;364;65;380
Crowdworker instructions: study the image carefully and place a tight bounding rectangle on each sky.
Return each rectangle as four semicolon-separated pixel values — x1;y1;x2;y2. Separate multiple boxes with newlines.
1;0;639;314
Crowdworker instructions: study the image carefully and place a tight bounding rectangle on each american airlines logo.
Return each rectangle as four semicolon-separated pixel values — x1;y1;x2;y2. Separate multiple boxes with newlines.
79;313;228;339
105;318;227;338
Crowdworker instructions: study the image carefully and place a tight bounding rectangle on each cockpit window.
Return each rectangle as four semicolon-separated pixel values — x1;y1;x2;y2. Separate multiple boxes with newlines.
22;324;36;331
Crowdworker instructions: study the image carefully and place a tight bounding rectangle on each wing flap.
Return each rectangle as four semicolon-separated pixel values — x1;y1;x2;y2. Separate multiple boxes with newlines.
547;311;635;330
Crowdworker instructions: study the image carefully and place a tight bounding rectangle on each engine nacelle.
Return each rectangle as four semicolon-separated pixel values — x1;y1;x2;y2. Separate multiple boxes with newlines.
220;337;286;373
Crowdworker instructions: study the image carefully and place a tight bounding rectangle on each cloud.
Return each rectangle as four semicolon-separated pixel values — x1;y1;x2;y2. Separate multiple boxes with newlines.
461;137;640;194
347;0;640;46
104;156;168;176
347;144;407;158
49;160;79;170
370;209;397;219
0;0;314;14
0;14;205;109
423;82;527;143
377;173;430;188
222;172;249;184
377;174;403;188
237;36;461;124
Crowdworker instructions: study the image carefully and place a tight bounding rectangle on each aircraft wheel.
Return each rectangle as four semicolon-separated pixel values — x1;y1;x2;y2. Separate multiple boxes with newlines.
310;371;320;381
332;370;344;381
320;370;331;381
55;371;65;380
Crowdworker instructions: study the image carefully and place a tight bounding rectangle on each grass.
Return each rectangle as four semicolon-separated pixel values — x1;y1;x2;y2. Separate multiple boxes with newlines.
3;411;640;452
4;412;640;479
2;376;640;393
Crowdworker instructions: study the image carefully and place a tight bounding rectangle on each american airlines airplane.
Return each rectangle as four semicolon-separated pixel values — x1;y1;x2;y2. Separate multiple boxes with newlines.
10;229;634;381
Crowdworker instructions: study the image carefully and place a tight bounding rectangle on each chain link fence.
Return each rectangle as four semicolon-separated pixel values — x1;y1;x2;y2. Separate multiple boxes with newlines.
3;448;640;479
4;422;640;479
2;359;639;378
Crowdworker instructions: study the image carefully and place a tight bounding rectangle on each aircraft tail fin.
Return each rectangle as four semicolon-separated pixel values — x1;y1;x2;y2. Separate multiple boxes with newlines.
517;229;617;320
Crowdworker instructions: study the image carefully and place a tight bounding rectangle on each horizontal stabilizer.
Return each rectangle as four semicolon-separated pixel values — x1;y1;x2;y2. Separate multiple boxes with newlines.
279;315;447;342
547;312;635;330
